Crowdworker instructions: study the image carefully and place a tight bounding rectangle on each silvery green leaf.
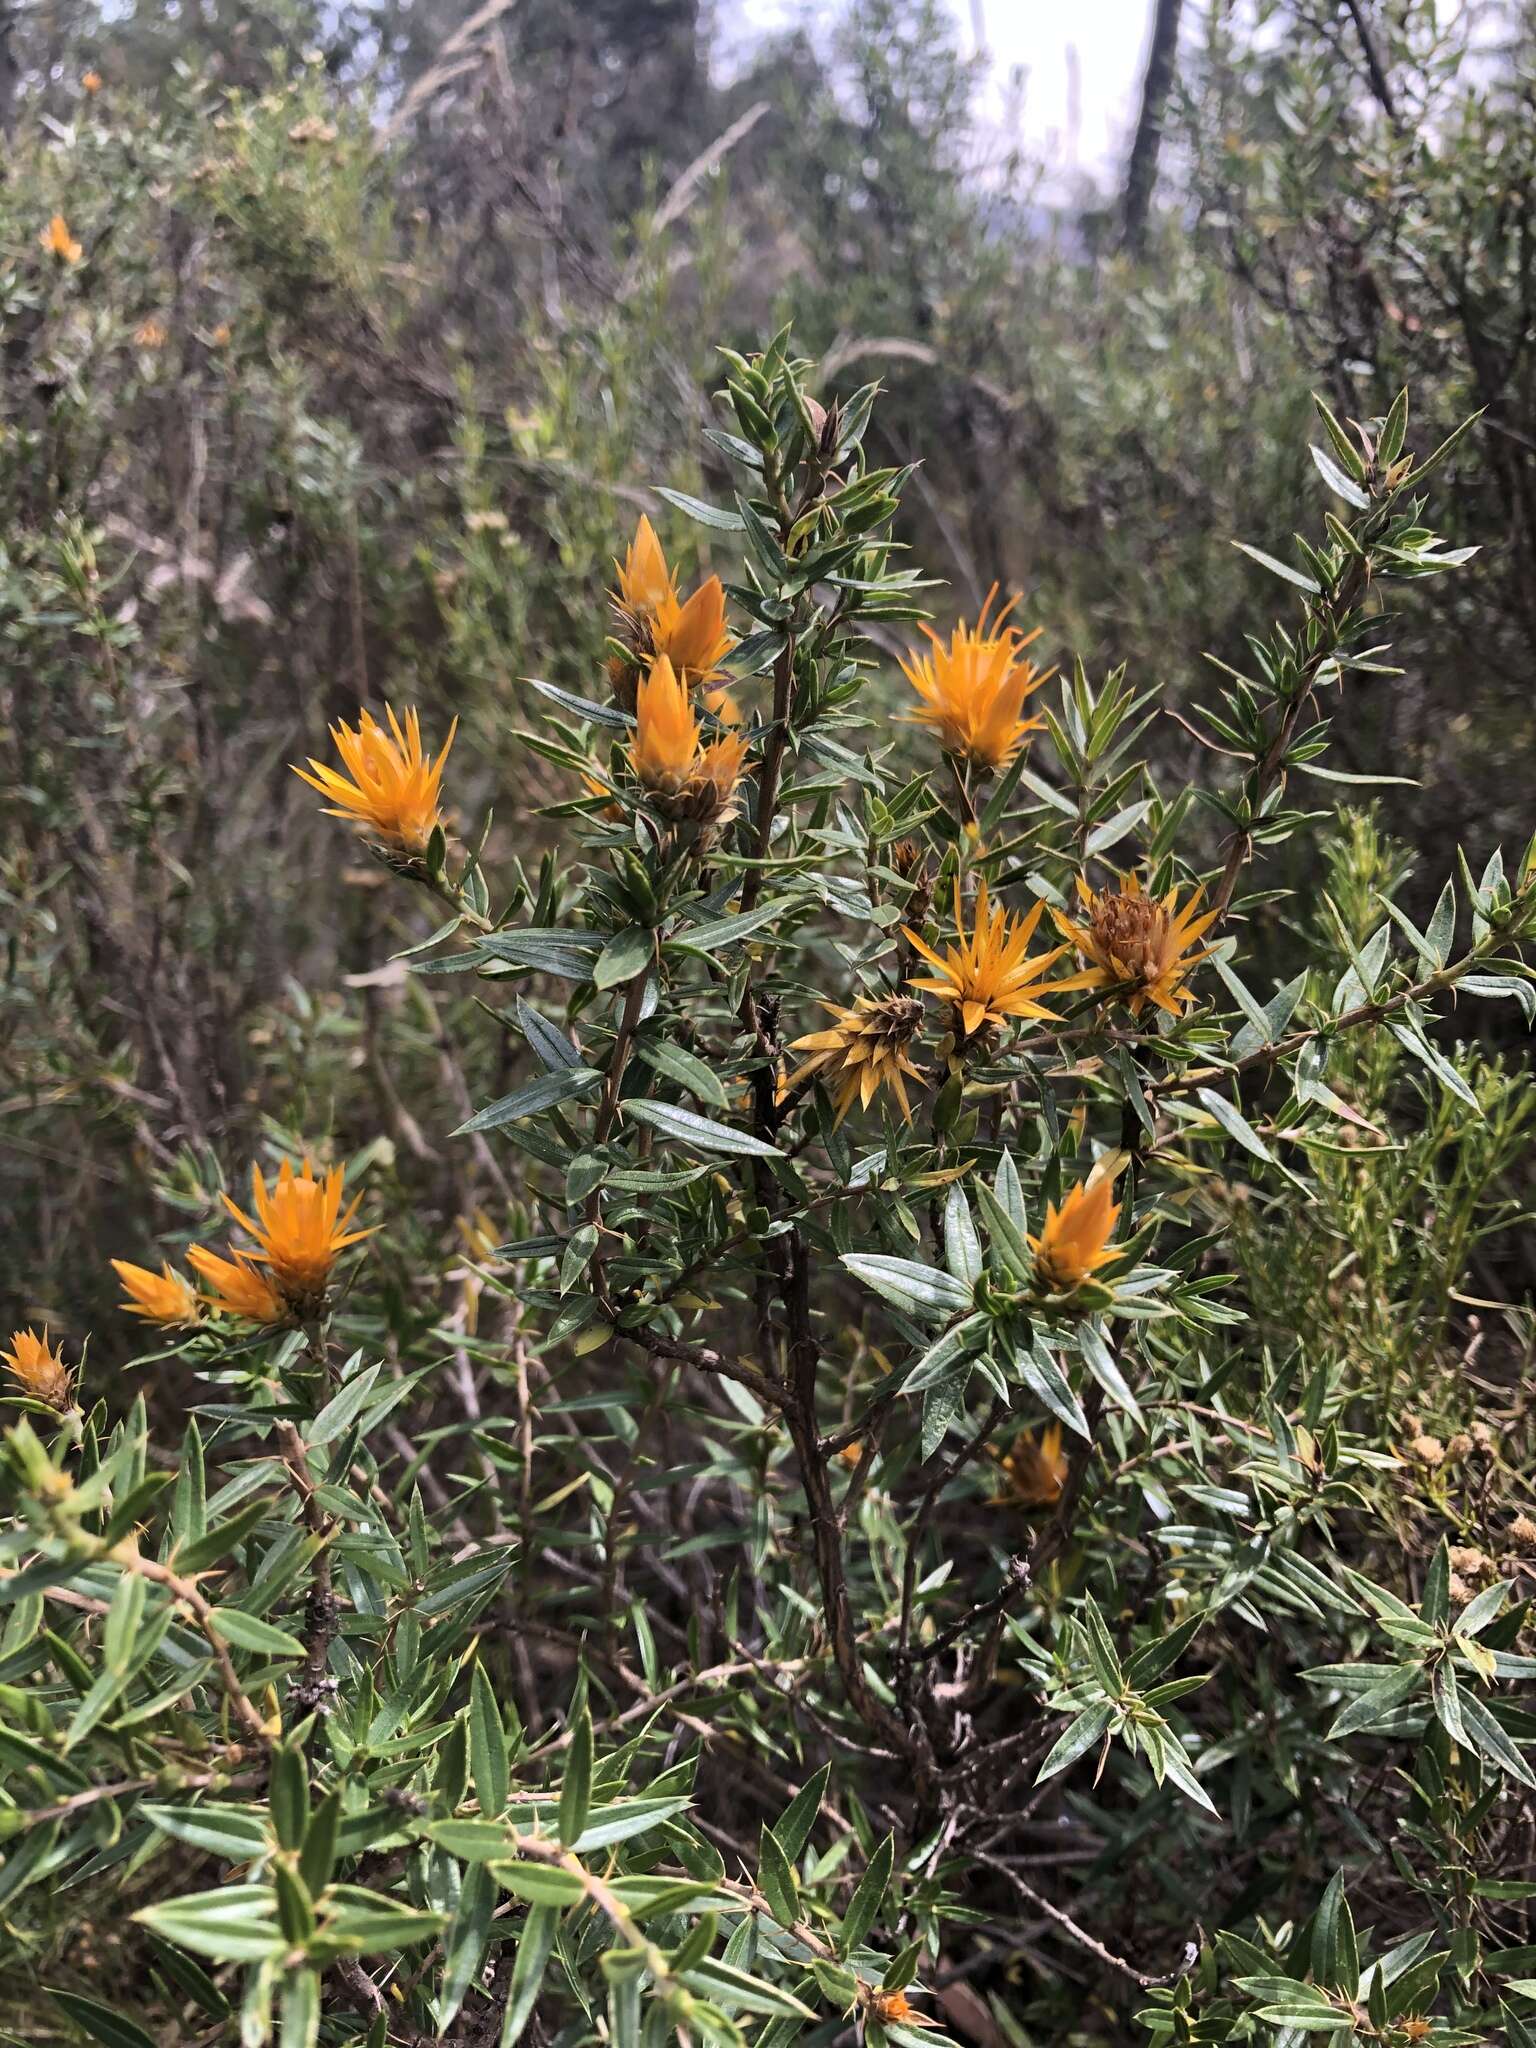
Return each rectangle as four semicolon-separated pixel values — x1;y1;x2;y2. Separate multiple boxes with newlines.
843;1254;973;1320
622;1100;782;1157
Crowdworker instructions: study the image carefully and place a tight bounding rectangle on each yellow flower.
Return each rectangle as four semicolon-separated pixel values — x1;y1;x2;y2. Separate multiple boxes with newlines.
993;1423;1068;1508
41;214;83;265
2;1328;73;1410
292;703;456;853
111;1259;201;1327
186;1245;287;1324
1029;1167;1122;1292
905;880;1091;1041
219;1158;375;1316
133;316;168;348
784;994;925;1123
1054;873;1216;1017
610;516;734;696
630;656;699;796
899;587;1051;772
81;69;103;94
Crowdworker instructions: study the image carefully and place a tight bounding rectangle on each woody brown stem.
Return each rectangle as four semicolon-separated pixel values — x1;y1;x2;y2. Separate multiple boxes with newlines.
276;1420;339;1725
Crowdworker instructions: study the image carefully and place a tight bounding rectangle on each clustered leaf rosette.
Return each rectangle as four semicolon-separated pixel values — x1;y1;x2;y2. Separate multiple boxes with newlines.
844;1153;1164;1465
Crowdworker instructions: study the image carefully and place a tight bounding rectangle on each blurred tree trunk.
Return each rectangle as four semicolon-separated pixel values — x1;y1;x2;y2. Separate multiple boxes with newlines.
1122;0;1185;251
0;0;17;136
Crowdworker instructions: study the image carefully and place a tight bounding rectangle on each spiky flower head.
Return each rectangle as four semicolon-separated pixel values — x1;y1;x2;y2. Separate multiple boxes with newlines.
3;1328;73;1410
631;656;700;796
904;880;1090;1043
899;587;1051;773
186;1245;287;1324
1029;1164;1122;1293
859;1985;933;2030
615;515;677;616
216;1158;375;1319
656;576;733;684
784;993;926;1124
630;659;749;827
993;1423;1068;1508
610;516;734;703
111;1260;201;1327
684;732;751;828
293;704;456;854
1054;873;1216;1017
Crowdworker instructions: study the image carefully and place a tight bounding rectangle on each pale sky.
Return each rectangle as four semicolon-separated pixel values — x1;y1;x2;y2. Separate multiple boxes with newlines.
954;0;1154;183
725;0;1156;189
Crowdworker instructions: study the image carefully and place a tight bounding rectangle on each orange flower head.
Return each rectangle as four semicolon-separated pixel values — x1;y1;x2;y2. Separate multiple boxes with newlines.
687;730;750;826
41;214;83;265
186;1245;287;1324
1054;873;1216;1017
81;70;103;94
784;994;925;1125
905;880;1092;1042
293;703;456;854
861;1984;933;2029
654;575;733;683
1029;1167;1122;1293
610;518;734;700
2;1328;73;1411
630;656;699;797
899;587;1051;773
134;316;168;349
614;515;677;617
220;1157;375;1315
993;1423;1068;1508
111;1259;201;1327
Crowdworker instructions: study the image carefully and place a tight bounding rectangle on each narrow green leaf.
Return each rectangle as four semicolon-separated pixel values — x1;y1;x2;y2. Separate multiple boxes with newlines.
558;1706;593;1848
452;1068;601;1136
839;1833;893;1956
621;1099;781;1158
500;1903;559;2045
470;1661;509;1818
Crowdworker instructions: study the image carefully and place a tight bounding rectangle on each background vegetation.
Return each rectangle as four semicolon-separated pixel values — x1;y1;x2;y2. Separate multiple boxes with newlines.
2;2;1535;2044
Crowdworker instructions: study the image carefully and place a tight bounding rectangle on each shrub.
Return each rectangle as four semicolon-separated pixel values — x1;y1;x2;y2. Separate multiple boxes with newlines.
5;338;1536;2047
